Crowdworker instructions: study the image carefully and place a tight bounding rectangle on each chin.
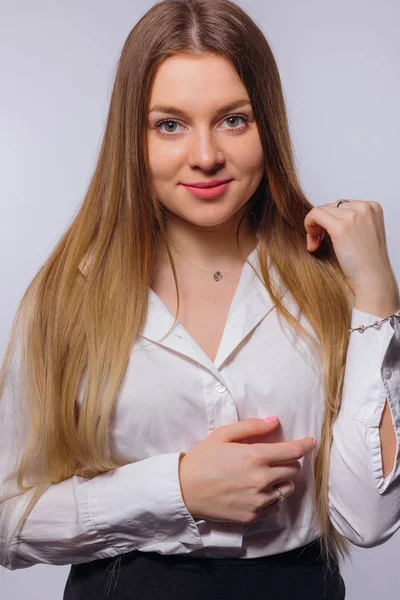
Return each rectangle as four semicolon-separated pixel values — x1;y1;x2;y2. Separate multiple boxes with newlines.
164;196;245;226
177;207;242;228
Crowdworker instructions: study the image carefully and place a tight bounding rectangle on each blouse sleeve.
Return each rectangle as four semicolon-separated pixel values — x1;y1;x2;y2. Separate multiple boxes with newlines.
328;307;400;547
0;327;203;570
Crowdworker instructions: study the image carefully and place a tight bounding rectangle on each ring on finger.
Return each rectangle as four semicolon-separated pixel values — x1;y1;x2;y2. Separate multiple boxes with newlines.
275;485;285;502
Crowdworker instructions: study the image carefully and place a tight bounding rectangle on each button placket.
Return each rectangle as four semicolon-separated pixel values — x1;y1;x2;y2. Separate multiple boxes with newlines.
383;367;393;380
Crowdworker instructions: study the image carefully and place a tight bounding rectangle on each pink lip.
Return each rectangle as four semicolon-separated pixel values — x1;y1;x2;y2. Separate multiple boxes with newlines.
181;180;232;199
183;179;232;188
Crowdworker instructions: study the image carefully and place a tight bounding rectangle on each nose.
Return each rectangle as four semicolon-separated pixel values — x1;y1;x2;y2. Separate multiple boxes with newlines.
187;127;225;171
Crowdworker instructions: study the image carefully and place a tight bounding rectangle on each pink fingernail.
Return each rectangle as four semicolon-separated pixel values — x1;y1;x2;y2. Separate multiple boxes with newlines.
264;416;279;423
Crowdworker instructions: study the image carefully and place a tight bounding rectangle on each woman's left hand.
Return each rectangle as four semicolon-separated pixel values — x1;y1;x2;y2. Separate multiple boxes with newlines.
304;199;399;302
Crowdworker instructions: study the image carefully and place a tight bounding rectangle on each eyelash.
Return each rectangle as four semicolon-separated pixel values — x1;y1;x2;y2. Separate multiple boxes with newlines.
154;114;249;136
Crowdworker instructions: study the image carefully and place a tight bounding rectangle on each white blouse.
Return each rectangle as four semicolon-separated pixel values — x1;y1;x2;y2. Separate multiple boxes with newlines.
1;247;400;570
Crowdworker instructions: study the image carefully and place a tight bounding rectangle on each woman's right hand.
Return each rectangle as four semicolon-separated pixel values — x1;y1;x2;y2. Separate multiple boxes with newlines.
178;417;316;524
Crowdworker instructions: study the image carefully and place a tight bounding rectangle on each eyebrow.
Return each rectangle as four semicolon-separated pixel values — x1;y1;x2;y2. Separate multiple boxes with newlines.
148;98;252;118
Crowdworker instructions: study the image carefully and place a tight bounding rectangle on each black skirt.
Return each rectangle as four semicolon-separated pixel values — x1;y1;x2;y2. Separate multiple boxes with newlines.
63;537;346;600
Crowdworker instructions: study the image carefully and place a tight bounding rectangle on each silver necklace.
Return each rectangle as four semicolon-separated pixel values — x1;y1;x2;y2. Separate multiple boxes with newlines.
168;241;244;281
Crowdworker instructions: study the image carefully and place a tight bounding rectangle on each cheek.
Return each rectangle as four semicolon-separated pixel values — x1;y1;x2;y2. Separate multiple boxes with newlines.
147;138;184;182
225;132;264;176
238;141;264;174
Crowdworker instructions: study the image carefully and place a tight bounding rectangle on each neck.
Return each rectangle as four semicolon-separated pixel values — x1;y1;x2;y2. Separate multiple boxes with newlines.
159;209;258;272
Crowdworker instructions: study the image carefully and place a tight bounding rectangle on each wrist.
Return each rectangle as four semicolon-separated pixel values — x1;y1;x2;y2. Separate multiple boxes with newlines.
353;278;399;318
353;295;400;319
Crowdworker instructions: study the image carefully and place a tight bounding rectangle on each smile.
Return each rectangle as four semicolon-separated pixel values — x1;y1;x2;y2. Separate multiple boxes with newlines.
181;181;232;199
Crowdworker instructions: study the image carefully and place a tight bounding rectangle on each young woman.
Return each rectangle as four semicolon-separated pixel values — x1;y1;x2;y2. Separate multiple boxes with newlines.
1;1;399;598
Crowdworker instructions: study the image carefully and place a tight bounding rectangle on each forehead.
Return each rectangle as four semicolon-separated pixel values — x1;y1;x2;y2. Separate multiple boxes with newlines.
148;53;249;108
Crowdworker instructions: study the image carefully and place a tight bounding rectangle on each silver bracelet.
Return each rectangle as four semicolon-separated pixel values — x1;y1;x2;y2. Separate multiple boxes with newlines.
349;309;400;333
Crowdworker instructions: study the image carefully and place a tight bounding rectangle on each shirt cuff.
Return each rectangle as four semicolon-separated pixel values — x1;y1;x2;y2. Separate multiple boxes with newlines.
341;306;400;493
340;307;399;424
78;451;204;551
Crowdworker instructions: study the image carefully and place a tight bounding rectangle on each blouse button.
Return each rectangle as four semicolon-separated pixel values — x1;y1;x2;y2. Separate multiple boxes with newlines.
215;383;226;393
383;368;393;380
155;531;167;540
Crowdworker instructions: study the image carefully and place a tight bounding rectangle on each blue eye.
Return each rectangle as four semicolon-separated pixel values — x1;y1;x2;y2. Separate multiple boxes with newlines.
157;120;181;134
154;114;249;136
223;115;246;129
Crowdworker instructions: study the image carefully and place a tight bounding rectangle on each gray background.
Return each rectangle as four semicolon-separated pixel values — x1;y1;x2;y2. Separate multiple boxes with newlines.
1;0;399;597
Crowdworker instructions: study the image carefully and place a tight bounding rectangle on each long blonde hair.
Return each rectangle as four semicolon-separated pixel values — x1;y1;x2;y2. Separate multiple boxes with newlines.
1;0;353;568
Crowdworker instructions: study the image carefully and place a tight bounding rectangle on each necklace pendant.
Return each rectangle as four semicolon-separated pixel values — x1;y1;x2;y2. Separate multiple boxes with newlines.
213;271;223;281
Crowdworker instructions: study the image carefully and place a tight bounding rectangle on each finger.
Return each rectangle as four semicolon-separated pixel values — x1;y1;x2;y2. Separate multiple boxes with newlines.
304;203;360;252
323;200;354;208
266;464;301;485
325;199;368;209
248;496;282;523
260;439;316;464
315;204;357;216
216;417;280;444
269;480;295;502
249;481;295;524
304;205;342;239
270;459;302;470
